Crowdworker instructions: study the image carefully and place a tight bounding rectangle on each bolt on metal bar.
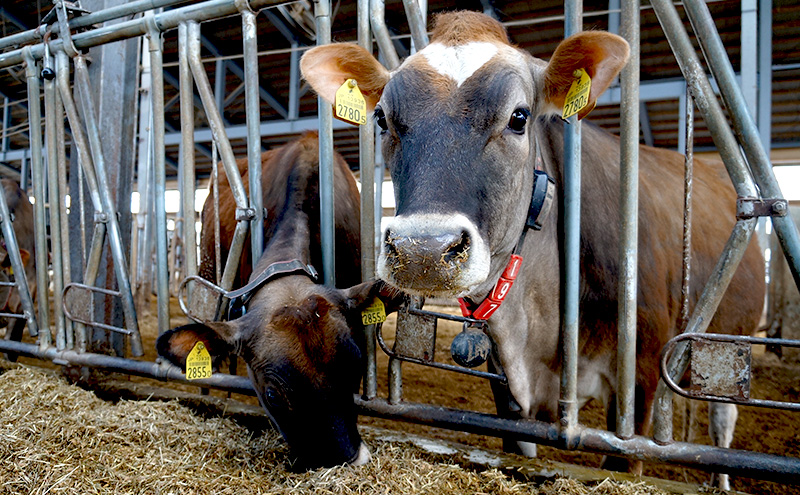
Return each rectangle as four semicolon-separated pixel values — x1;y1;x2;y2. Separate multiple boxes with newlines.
615;0;639;441
145;14;171;336
370;0;400;70
178;22;197;311
358;0;378;400
314;0;336;287
239;5;265;263
559;0;582;446
682;0;800;291
22;47;48;343
43;49;66;349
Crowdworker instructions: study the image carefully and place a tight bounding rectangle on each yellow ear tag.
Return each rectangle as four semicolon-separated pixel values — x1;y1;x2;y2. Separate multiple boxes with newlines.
334;79;368;126
562;68;592;120
361;298;387;326
185;341;213;380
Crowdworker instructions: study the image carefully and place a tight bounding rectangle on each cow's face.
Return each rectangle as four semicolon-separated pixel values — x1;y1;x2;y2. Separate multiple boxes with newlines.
302;11;628;298
157;280;403;470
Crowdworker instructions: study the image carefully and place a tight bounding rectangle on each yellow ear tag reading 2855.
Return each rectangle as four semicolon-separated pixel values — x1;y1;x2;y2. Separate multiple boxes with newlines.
562;68;592;120
185;341;212;380
361;298;386;326
334;79;368;126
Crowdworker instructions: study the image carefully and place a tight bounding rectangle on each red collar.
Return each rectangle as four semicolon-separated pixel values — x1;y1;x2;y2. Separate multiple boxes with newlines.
458;254;523;320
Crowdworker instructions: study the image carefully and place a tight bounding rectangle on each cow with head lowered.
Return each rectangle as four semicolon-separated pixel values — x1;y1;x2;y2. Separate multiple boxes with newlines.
157;134;403;470
301;10;764;487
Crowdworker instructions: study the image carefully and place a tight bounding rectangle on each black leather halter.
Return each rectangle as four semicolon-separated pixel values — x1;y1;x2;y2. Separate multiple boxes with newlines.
225;259;318;319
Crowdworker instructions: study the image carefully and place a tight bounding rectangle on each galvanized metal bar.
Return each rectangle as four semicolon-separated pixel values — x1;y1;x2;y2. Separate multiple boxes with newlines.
358;0;378;400
559;0;582;444
401;0;429;50
240;5;265;263
739;0;758;116
288;42;300;120
615;0;638;440
681;0;800;289
134;35;154;310
1;97;8;155
75;222;108;352
219;220;249;291
145;15;170;337
369;0;400;70
71;55;143;355
186;21;249;210
43;49;66;349
22;47;50;342
757;0;772;153
0;0;289;69
55;84;73;349
314;0;336;287
178;22;197;307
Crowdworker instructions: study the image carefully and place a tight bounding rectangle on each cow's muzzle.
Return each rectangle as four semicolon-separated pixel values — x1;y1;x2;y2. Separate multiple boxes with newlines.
379;214;490;296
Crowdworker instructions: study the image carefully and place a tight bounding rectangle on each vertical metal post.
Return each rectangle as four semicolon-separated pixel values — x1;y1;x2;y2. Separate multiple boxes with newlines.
135;35;154;309
402;0;429;50
358;0;378;400
559;0;581;443
757;0;772;154
1;97;8;157
314;0;336;287
178;22;197;307
44;48;67;349
370;0;400;70
23;47;51;342
146;14;170;335
288;42;300;121
739;0;758;116
616;0;639;440
55;85;74;348
240;4;264;263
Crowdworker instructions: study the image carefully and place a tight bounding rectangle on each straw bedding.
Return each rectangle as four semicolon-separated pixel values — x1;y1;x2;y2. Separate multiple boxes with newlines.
0;366;670;495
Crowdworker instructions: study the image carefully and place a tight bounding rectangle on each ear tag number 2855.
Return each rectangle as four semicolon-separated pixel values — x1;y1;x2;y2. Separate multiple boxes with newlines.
334;79;368;126
562;68;592;120
361;298;386;326
185;341;212;380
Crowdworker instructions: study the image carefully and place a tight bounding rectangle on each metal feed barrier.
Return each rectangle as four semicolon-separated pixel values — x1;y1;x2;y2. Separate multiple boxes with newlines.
0;0;799;485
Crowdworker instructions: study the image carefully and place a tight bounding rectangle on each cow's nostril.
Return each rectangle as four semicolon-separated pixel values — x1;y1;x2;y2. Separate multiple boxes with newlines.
383;229;399;257
443;231;470;264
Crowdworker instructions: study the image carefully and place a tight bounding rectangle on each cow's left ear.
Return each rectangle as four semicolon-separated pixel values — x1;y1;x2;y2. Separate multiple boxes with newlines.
344;279;408;316
301;43;391;112
156;322;236;371
541;31;629;119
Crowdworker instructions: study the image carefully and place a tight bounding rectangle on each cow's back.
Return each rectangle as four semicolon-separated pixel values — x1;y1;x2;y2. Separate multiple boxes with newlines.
198;133;362;289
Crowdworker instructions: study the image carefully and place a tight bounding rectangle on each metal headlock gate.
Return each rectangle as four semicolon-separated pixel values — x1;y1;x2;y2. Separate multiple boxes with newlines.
0;0;799;486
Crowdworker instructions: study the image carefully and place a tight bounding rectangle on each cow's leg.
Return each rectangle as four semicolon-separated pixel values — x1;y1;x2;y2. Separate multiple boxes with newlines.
708;402;737;491
2;318;27;362
487;353;538;456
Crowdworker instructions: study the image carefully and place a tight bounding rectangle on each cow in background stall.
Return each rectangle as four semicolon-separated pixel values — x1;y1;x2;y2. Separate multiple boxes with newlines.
301;11;764;489
0;178;37;352
157;133;403;470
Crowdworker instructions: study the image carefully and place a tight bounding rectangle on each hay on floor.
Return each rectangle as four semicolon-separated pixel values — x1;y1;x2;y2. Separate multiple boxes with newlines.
0;366;670;494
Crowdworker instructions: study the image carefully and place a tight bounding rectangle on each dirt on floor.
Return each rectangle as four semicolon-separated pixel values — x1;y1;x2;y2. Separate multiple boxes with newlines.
8;297;800;494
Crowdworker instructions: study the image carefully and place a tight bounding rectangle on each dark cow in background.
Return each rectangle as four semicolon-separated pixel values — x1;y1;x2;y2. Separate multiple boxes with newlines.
157;133;403;469
302;11;764;489
0;178;36;347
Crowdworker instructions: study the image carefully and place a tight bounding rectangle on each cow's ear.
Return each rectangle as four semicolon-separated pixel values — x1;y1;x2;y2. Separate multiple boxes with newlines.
18;248;30;267
156;322;236;371
541;31;629;119
344;279;408;316
301;43;390;112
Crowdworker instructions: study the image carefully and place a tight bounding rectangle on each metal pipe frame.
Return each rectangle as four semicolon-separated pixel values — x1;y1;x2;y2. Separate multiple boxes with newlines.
559;0;582;445
369;0;400;70
314;0;336;287
55;81;73;349
681;0;800;291
615;0;639;440
401;0;429;50
178;22;197;312
21;48;47;342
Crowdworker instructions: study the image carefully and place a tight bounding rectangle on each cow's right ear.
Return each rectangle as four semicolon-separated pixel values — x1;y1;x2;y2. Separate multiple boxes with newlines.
344;279;409;316
300;43;390;112
156;322;236;371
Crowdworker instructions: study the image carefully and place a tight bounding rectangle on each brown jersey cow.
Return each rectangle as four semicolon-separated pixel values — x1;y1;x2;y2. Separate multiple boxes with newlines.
157;133;402;469
301;11;764;488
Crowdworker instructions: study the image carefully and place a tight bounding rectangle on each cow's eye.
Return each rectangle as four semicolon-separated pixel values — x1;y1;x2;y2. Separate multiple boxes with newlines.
374;106;388;132
507;108;530;134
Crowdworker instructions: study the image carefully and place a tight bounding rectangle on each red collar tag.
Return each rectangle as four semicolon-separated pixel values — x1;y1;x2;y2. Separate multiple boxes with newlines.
458;254;523;321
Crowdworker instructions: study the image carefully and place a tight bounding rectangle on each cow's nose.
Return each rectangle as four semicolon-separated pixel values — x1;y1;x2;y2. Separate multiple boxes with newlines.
350;443;371;466
383;229;471;290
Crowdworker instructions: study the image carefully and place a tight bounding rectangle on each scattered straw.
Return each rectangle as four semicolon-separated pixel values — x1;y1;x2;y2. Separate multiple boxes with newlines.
0;366;672;495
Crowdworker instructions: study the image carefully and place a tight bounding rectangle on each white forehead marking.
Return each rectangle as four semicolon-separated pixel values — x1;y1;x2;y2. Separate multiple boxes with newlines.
421;42;499;87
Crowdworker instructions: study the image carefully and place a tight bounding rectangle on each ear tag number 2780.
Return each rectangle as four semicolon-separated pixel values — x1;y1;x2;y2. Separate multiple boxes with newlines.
334;79;368;126
562;68;592;120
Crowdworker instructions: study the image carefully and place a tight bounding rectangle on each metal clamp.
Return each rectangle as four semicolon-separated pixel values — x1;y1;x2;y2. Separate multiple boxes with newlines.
736;198;788;219
235;207;256;222
661;332;800;411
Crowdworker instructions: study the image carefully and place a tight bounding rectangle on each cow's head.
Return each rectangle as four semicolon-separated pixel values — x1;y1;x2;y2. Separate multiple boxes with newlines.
302;11;628;298
157;279;404;470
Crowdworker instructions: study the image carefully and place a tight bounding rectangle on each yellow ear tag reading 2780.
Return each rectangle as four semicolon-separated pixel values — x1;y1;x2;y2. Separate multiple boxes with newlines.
562;68;592;120
185;341;212;380
361;298;386;326
334;79;368;126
